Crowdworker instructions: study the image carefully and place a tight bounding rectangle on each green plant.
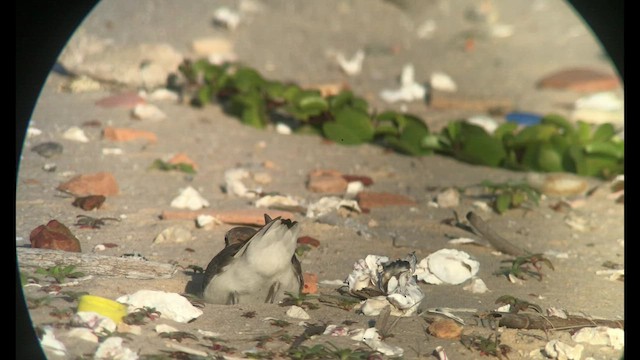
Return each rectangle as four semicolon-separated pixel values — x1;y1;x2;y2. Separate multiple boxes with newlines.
494;253;554;281
35;265;85;284
281;291;320;310
461;333;512;359
149;159;197;174
479;180;541;214
158;331;198;343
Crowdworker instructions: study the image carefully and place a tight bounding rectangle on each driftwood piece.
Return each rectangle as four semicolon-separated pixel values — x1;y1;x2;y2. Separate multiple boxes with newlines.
17;247;177;279
160;208;296;226
466;212;527;256
495;312;624;330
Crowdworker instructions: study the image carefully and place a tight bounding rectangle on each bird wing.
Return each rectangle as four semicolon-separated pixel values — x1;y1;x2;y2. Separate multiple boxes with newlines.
201;241;245;294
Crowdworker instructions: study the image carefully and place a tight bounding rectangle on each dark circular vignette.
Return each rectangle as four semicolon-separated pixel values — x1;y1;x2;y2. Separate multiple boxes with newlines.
14;1;623;359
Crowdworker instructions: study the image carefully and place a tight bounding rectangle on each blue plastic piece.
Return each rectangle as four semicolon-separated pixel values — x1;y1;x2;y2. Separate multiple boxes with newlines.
506;112;542;126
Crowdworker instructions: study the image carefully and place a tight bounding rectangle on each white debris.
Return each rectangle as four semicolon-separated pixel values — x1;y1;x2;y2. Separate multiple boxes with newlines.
575;92;623;112
430;71;457;92
116;290;203;323
286;306;310;320
72;312;117;334
462;277;489;293
102;147;124;155
319;279;346;286
197;329;222;337
447;237;480;245
495;304;511;312
346;253;424;317
305;196;361;219
595;269;624;281
275;122;292;134
416;19;437;39
93;244;106;252
224;168;257;198
26;127;42;138
213;7;241;30
40;326;67;356
544;250;570;259
63;126;90;142
255;194;302;208
572;326;624;350
66;327;99;343
323;324;349;336
153;226;193;244
434;345;449;360
415;249;480;285
436;187;460;208
131;103;167;121
543;340;583;360
155;324;179;333
490;24;515;38
64;75;102;93
43;163;57;172
472;200;492;212
252;171;272;184
345;181;365;198
466;115;499;134
379;64;426;103
146;88;179;102
336;49;365;76
170;186;210;210
94;337;139;360
361;327;404;357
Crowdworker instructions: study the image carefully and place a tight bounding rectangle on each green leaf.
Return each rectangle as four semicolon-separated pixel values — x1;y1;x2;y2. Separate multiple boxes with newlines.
455;124;506;167
374;124;399;136
537;143;564;172
591;123;615;142
384;116;432;155
231;67;266;92
495;193;511;214
493;122;519;141
294;91;328;113
509;124;558;147
584;141;624;158
541;114;574;135
196;85;213;107
322;108;374;145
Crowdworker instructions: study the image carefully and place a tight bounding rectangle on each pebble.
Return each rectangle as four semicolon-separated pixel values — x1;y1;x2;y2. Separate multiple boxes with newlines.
30;219;81;252
72;195;106;210
26;126;42;138
62;126;90;142
42;163;57;172
191;37;234;56
435;187;460;208
57;172;119;197
536;68;620;92
131;103;167;121
356;191;416;209
286;305;310;320
153;226;193;244
426;318;463;339
31;141;63;158
103;127;158;143
430;71;457;92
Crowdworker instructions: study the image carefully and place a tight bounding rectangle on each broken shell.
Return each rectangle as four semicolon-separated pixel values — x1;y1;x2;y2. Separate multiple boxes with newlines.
462;278;489;293
415;249;480;285
379;64;426;103
40;326;67;356
543;340;584;360
526;172;589;197
154;226;193;244
336;49;365;76
155;324;179;333
361;327;404;357
430;72;457;92
132;103;167;121
94;337;138;360
571;326;624;350
285;305;310;320
63;126;90;142
116;290;203;323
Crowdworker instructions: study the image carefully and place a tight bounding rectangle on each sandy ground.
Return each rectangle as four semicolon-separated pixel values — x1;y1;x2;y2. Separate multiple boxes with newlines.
16;1;624;359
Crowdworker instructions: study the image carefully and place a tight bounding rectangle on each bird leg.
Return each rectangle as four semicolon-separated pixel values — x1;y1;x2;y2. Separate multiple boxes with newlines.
265;281;282;303
226;291;240;305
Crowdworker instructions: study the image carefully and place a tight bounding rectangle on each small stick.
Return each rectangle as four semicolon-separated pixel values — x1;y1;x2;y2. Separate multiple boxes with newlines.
466;212;527;256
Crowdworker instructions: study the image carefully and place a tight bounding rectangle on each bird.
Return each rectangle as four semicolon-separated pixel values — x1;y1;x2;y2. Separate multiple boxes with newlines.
201;214;303;305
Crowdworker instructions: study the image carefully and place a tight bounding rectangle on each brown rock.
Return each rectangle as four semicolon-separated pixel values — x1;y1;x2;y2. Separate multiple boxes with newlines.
536;68;620;92
95;92;146;108
356;191;416;209
302;273;318;295
307;169;348;194
72;195;106;210
57;172;119;197
168;152;198;171
103;127;158;143
30;220;82;252
427;318;463;339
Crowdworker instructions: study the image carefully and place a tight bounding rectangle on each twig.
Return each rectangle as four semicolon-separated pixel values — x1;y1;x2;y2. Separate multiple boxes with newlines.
493;312;624;330
466;212;527;256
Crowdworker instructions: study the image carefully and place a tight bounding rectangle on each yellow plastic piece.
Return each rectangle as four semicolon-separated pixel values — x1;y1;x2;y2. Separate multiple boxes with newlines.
77;295;128;324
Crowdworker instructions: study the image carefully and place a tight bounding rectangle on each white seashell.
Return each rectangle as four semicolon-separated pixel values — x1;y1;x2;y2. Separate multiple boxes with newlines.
213;7;240;30
67;327;99;343
463;278;489;293
572;326;624;350
430;71;457;92
380;64;426;103
285;305;310;320
63;126;90;142
275;122;292;134
544;340;584;360
361;327;404;357
117;290;203;323
336;49;365;76
132;103;167;121
415;249;480;285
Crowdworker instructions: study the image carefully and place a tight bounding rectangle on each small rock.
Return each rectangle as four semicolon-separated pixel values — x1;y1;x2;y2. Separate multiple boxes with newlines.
63;126;90;142
72;195;106;210
57;172;119;197
356;191;416;209
30;220;81;252
131;103;167;121
430;72;457;92
426;318;463;339
168;152;198;171
191;37;234;56
170;186;209;210
286;305;310;320
571;326;624;350
213;7;241;30
462;278;489;293
103;127;158;143
307;169;349;194
302;272;318;294
537;68;620;92
42;163;57;172
154;226;193;244
116;290;203;323
96;92;146;109
436;188;460;208
26;127;42;138
31;142;63;158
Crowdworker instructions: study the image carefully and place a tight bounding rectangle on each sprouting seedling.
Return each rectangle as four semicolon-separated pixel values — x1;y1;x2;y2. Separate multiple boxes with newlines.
158;331;198;343
494;253;554;281
281;291;319;310
36;265;85;284
479;180;541;214
460;333;512;359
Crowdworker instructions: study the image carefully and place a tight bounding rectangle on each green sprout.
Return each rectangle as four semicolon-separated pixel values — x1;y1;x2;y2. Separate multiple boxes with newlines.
494;253;554;281
36;265;85;284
